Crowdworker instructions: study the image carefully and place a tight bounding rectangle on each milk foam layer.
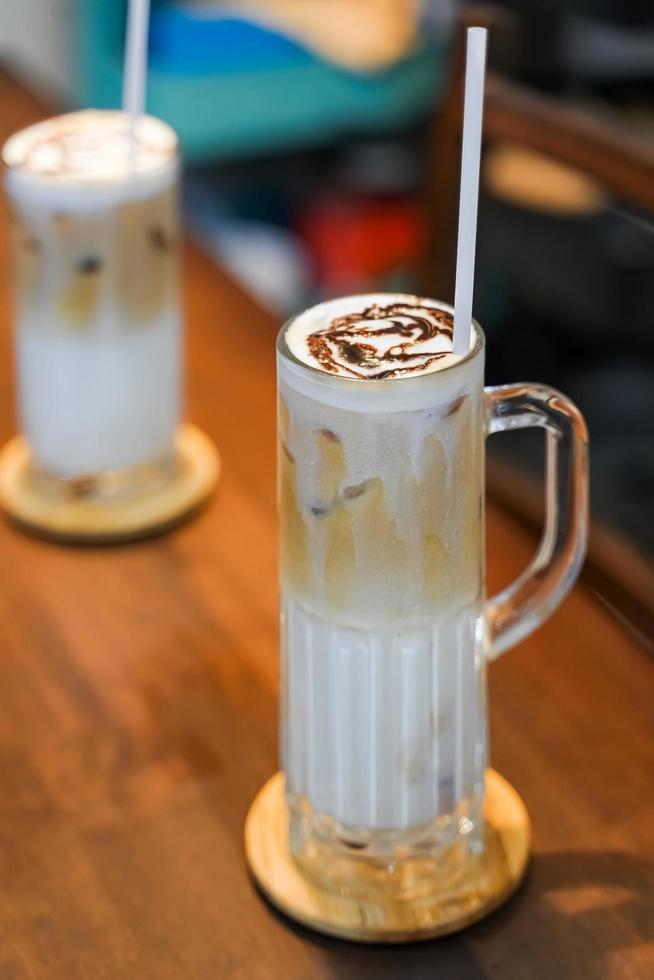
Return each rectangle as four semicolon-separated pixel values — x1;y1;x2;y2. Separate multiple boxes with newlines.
280;295;481;415
285;294;472;380
3;111;177;209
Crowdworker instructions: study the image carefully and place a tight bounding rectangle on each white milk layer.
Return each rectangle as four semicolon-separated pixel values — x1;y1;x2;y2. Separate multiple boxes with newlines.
282;595;486;831
17;311;180;477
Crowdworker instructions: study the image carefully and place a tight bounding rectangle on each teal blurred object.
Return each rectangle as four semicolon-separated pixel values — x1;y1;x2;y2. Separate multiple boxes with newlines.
75;1;449;162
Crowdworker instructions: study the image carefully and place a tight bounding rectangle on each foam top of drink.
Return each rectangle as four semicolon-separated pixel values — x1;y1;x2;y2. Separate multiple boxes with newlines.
280;294;480;414
285;294;470;380
3;110;177;209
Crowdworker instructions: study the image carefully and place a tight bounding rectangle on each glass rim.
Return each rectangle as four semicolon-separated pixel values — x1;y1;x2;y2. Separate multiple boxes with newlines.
276;296;485;388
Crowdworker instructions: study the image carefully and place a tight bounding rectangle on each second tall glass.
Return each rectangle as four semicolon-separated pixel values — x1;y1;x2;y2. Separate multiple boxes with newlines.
3;110;181;486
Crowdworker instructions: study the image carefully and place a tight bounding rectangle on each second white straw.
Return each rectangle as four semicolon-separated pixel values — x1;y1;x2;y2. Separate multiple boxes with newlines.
122;0;151;128
453;27;488;356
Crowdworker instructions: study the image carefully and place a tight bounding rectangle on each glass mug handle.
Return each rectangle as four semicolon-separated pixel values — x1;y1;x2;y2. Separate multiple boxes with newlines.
484;384;589;659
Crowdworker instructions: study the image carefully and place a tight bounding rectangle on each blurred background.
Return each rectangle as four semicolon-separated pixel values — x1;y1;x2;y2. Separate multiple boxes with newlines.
0;0;653;575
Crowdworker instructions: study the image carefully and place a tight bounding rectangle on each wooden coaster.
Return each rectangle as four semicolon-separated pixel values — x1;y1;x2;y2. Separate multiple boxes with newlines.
0;423;220;544
245;770;530;944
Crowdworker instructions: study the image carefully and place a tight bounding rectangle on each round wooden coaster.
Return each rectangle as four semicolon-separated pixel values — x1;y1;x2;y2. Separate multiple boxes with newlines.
0;424;220;544
245;770;530;944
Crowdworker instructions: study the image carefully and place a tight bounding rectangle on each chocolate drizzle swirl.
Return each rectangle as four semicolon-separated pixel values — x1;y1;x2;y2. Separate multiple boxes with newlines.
306;302;454;380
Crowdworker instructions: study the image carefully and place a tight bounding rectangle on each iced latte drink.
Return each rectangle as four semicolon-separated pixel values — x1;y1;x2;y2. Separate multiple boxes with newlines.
278;295;488;893
3;110;181;482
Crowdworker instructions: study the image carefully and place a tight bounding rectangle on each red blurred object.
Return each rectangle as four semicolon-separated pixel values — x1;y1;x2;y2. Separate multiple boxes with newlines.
297;193;424;293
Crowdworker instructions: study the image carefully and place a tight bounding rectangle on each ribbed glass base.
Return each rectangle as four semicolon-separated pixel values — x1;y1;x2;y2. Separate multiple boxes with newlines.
289;791;484;902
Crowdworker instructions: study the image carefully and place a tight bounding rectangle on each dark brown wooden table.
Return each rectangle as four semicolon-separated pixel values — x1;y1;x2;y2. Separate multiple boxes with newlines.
0;75;652;980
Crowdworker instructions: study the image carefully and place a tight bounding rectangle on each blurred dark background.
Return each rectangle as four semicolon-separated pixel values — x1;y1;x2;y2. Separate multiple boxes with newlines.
1;0;653;560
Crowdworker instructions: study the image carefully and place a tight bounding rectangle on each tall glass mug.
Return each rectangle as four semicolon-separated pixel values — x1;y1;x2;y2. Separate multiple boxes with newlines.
277;295;588;899
2;110;181;489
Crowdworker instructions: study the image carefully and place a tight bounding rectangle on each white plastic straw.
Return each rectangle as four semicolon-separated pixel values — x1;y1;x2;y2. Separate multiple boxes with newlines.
122;0;151;123
453;27;488;355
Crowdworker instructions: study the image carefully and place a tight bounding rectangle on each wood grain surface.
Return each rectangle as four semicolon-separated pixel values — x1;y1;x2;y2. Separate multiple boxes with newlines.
0;73;652;980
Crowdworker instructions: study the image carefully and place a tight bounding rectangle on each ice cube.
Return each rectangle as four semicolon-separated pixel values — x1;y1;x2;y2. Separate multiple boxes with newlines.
57;255;105;326
313;427;346;511
116;189;177;320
